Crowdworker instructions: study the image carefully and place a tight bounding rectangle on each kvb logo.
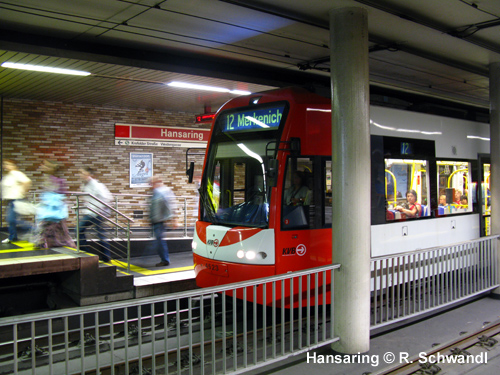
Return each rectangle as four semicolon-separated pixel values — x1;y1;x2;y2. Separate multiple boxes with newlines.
296;244;306;256
282;244;307;256
207;239;220;248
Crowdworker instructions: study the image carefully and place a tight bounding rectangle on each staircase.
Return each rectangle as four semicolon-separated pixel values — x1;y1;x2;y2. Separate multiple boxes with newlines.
56;247;134;306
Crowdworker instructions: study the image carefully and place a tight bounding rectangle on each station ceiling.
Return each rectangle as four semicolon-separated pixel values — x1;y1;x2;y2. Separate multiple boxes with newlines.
0;0;499;116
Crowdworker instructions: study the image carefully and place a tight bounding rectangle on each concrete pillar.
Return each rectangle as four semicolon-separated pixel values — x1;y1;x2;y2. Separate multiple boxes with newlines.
329;7;371;353
489;63;500;295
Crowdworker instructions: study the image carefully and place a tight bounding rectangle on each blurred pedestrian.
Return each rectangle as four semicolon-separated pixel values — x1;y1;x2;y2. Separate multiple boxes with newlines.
78;167;112;262
35;160;75;248
1;160;31;243
149;176;177;267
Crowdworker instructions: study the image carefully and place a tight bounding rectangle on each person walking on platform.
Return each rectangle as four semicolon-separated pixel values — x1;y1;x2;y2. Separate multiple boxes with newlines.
149;176;177;267
78;167;112;262
35;160;75;249
1;160;32;243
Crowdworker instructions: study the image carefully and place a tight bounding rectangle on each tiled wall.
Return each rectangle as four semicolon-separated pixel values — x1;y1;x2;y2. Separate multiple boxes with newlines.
1;98;208;226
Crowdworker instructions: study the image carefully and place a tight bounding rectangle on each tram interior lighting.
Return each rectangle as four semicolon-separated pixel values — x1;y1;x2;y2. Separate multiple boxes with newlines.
167;81;251;95
1;62;91;76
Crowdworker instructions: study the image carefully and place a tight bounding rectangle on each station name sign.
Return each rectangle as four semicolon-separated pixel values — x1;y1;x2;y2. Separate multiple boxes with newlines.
115;123;210;148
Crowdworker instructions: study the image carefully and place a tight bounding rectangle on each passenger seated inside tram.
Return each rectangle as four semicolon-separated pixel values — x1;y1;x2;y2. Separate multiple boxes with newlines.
460;195;468;207
439;194;448;207
395;189;422;218
284;171;311;206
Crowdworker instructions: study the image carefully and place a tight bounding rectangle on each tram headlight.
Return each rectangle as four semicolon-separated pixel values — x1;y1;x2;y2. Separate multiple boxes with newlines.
191;241;197;250
237;250;245;259
245;251;256;260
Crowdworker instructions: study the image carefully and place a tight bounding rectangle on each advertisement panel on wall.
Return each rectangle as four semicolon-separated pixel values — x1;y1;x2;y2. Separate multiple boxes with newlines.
130;152;153;187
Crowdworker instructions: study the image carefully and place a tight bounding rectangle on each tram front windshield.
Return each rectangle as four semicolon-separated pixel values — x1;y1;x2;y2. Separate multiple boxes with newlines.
200;139;274;227
200;103;286;228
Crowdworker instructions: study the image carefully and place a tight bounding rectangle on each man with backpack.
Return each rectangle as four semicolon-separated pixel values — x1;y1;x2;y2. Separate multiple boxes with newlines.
149;176;177;267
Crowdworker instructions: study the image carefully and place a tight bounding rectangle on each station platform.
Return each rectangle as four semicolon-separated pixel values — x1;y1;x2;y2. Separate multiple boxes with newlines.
0;231;197;315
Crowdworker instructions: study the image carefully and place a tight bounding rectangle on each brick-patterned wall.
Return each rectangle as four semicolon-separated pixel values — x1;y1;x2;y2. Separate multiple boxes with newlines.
1;98;208;226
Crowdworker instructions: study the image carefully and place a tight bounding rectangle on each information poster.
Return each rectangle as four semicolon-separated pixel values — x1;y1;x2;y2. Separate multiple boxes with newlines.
130;153;153;187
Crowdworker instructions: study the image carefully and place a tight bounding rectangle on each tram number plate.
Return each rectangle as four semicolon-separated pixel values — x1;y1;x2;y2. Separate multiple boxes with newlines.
205;262;228;277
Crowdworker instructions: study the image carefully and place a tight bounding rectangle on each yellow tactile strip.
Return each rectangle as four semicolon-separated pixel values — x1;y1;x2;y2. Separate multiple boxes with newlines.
110;259;194;276
0;240;193;277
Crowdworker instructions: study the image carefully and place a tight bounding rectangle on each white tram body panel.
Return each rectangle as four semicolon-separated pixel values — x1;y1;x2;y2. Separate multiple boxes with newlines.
371;215;480;257
370;105;489;258
370;106;489;159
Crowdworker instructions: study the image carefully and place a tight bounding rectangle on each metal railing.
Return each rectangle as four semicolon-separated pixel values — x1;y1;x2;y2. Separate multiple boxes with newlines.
0;264;339;375
109;193;198;238
73;193;134;271
28;191;199;240
371;235;500;329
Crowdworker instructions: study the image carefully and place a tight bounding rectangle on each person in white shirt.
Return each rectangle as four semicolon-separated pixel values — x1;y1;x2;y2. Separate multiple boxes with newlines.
1;160;31;243
78;167;112;261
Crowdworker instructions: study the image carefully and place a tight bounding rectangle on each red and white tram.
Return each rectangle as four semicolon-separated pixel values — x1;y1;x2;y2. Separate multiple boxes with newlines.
191;87;490;303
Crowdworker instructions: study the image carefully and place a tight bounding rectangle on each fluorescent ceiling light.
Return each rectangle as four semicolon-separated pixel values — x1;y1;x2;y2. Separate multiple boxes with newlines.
231;89;252;95
306;108;331;112
467;135;490;141
1;62;91;76
167;81;250;95
237;143;263;163
370;119;442;135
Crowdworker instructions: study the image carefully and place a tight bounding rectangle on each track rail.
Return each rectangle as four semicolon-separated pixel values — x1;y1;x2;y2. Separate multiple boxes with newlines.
378;320;500;375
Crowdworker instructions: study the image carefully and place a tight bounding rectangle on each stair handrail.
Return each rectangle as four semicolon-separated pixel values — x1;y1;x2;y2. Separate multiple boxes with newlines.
73;193;134;272
73;205;131;232
71;192;135;223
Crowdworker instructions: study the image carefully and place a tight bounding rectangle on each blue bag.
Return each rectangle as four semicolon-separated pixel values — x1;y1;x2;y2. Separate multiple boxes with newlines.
36;192;69;222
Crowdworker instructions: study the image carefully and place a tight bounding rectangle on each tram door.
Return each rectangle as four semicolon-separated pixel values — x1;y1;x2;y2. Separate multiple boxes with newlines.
478;155;491;236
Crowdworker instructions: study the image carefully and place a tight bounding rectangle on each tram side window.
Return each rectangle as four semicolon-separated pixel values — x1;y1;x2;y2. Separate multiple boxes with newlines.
437;161;473;215
385;158;430;221
325;160;332;226
282;157;314;229
483;163;491;235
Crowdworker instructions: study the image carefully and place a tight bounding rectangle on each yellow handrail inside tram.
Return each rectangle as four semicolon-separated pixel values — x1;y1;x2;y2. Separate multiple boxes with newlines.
385;169;397;205
447;168;468;189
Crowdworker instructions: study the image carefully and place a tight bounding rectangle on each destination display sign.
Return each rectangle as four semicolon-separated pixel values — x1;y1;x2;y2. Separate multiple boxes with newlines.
220;105;285;133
